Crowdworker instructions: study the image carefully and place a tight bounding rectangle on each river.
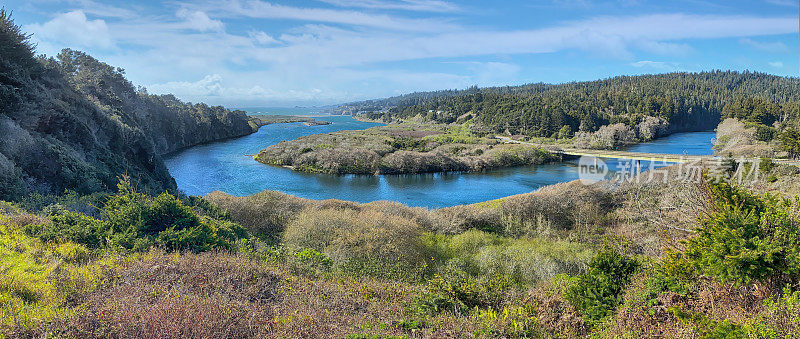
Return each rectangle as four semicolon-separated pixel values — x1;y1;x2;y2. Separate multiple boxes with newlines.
164;116;716;208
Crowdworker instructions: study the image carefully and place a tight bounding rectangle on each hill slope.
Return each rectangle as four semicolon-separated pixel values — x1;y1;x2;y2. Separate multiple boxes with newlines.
0;11;256;201
341;72;800;139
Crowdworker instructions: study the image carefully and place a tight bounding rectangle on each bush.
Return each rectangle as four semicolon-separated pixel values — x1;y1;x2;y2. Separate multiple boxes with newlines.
564;250;639;325
422;230;593;285
754;124;776;142
413;267;512;316
25;178;247;252
684;180;800;285
282;208;425;279
205;190;307;241
294;248;332;272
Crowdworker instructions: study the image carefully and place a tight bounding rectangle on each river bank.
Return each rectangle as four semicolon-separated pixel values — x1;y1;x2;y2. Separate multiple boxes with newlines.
165;116;718;207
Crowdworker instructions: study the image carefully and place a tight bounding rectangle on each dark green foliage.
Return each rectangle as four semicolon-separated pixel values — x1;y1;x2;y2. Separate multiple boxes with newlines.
385;137;427;151
28;211;107;248
753;124;776;142
557;125;573;139
759;157;775;174
0;9;37;73
722;96;785;126
25;178;248;252
683;180;800;285
564;250;639;325
779;128;800;159
343;71;800;137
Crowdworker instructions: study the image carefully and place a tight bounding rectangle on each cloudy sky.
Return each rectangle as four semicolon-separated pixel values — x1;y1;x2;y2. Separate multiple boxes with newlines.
5;0;799;107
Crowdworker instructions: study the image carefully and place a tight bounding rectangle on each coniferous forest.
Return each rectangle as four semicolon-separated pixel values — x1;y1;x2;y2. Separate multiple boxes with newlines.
345;71;800;137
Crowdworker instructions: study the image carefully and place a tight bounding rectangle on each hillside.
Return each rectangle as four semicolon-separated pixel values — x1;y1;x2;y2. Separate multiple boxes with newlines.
0;11;256;201
341;72;800;144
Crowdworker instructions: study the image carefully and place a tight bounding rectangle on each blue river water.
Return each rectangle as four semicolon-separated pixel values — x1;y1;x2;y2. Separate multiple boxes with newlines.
164;116;716;208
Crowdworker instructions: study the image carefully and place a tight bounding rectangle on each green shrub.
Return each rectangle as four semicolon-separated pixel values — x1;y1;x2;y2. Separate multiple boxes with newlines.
294;248;332;271
759;157;775;173
413;267;512;316
25;178;247;252
751;123;776;142
564;250;639;325
671;306;747;339
26;211;106;249
684;180;800;285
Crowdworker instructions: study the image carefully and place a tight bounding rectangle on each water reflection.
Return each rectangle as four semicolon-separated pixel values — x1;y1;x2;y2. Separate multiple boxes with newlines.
164;117;715;208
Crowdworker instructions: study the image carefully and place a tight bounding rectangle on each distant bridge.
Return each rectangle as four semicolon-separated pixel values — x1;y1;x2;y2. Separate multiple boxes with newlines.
495;136;800;166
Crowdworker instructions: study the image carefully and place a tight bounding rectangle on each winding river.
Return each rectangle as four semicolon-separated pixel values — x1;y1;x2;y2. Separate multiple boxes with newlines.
164;115;715;208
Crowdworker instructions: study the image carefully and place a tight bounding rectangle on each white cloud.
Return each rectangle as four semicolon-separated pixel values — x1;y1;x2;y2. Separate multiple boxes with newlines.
249;30;279;45
149;74;225;97
186;0;460;32
635;40;692;56
630;60;680;70
457;61;522;85
245;13;798;68
739;38;790;53
317;0;459;12
26;10;113;50
769;61;784;68
20;1;800;106
176;9;224;32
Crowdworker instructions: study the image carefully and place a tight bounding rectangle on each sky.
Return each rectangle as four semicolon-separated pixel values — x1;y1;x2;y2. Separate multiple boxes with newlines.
3;0;799;107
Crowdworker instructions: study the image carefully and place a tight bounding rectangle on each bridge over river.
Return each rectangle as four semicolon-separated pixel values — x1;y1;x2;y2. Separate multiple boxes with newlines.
495;136;800;166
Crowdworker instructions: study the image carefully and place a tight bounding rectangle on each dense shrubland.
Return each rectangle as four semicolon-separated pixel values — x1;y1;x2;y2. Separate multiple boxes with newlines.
0;11;256;201
256;123;555;174
3;160;800;337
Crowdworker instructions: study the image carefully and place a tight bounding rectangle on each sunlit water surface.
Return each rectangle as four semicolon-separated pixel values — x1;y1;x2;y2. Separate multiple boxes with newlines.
165;116;716;208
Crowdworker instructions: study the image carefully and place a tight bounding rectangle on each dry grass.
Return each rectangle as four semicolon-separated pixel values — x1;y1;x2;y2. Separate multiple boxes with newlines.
62;250;489;338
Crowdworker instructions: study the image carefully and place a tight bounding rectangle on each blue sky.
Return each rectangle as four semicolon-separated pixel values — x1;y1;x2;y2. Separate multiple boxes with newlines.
3;0;799;107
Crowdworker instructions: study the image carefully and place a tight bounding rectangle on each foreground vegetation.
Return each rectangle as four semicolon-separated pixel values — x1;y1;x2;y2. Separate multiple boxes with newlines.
255;122;555;174
3;158;800;337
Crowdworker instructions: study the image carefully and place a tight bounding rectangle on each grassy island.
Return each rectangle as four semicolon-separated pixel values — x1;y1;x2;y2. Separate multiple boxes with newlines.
254;122;556;174
249;115;332;127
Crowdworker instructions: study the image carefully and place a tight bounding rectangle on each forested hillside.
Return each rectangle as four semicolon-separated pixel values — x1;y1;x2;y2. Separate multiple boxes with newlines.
51;49;257;155
346;72;800;139
0;11;256;201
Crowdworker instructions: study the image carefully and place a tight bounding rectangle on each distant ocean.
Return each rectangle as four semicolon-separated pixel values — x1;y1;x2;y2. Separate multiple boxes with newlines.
235;107;325;116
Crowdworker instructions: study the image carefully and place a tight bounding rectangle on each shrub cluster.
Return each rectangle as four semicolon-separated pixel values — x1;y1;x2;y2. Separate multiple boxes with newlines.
564;250;639;325
682;179;800;285
25;178;247;252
